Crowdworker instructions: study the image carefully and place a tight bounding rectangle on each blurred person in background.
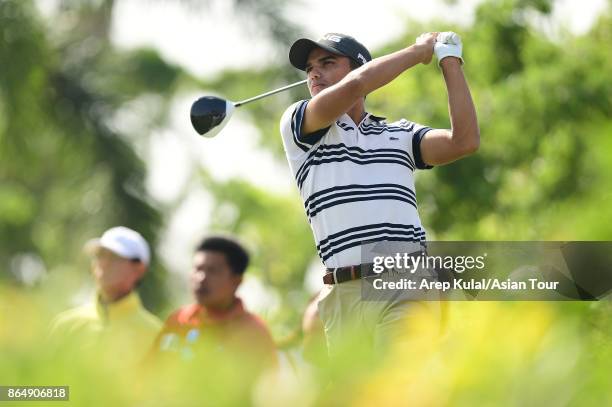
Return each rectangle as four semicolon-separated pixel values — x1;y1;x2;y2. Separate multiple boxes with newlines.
50;226;162;364
301;292;327;367
150;235;277;373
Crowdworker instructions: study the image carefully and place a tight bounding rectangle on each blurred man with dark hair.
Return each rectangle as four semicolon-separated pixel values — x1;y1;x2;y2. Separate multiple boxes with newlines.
152;235;277;371
190;236;250;310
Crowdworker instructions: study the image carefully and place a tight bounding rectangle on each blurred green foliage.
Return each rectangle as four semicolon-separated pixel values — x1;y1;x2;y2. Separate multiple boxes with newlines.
0;0;183;312
1;0;612;403
1;288;611;406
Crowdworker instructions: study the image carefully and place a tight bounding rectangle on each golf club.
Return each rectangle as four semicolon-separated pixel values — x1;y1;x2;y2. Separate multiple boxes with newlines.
190;79;307;137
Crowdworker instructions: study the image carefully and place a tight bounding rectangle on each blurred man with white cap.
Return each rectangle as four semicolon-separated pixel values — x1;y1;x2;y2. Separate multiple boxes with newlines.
51;226;161;363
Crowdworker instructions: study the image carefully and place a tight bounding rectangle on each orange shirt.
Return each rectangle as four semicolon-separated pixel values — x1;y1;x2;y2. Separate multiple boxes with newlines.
152;298;277;367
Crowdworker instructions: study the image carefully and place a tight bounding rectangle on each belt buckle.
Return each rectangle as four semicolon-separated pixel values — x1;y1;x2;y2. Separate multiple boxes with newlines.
350;266;357;280
333;268;339;284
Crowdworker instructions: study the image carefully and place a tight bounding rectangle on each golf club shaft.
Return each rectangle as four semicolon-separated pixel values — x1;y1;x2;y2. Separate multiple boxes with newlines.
234;79;307;107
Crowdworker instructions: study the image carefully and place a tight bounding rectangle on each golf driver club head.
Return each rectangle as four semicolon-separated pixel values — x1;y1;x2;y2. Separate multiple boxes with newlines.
190;96;235;137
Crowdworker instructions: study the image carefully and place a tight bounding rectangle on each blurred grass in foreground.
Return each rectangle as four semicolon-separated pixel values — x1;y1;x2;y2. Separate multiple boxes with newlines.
1;285;610;406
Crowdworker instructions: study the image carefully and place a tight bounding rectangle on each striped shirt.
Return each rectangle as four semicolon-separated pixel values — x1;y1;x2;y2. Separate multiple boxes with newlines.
280;100;433;268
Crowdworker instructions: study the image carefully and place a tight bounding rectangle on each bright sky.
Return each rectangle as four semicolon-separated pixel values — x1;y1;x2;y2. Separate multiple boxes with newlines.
111;0;606;77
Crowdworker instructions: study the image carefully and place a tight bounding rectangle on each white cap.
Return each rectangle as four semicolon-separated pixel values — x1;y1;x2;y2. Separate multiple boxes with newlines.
86;226;151;266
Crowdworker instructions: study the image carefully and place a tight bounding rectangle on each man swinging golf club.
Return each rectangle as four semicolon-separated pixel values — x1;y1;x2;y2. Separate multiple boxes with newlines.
279;32;479;358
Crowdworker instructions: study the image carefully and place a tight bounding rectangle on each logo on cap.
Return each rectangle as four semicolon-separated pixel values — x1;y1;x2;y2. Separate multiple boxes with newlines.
324;34;342;43
357;53;367;64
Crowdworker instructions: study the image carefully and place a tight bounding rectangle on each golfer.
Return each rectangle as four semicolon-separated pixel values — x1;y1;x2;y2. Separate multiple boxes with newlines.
279;32;479;357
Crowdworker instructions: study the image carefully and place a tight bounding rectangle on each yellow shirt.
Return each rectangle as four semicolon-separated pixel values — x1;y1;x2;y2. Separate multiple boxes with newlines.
51;292;162;364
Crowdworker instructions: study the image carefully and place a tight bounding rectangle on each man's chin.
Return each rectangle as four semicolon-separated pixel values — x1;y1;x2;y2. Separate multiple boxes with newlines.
310;86;326;97
197;298;222;310
99;287;128;303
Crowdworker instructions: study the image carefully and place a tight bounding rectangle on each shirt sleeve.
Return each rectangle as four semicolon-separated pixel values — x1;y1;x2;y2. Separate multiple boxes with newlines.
411;123;434;170
280;100;328;158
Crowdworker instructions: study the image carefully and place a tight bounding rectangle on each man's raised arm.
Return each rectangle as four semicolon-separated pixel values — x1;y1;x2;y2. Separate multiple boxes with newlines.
302;33;440;135
420;34;480;166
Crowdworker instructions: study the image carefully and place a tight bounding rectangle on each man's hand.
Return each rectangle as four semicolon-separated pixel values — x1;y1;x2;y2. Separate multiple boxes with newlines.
414;32;438;65
434;32;464;66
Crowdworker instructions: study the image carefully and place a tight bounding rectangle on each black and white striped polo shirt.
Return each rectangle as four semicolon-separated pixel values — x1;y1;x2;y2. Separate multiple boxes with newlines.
280;99;433;268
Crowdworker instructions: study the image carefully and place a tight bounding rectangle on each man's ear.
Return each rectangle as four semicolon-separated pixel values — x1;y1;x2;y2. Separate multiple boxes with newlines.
134;262;147;282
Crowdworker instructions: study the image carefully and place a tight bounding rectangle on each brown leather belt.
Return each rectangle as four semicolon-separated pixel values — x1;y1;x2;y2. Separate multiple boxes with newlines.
323;250;425;285
323;263;377;285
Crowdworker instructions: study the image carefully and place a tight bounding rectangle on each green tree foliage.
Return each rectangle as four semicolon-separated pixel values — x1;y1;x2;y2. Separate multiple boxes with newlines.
0;0;306;316
362;0;612;240
0;0;183;311
1;0;611;340
1;0;612;403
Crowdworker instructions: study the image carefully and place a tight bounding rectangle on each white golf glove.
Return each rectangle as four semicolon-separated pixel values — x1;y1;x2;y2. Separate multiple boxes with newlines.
434;31;463;66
